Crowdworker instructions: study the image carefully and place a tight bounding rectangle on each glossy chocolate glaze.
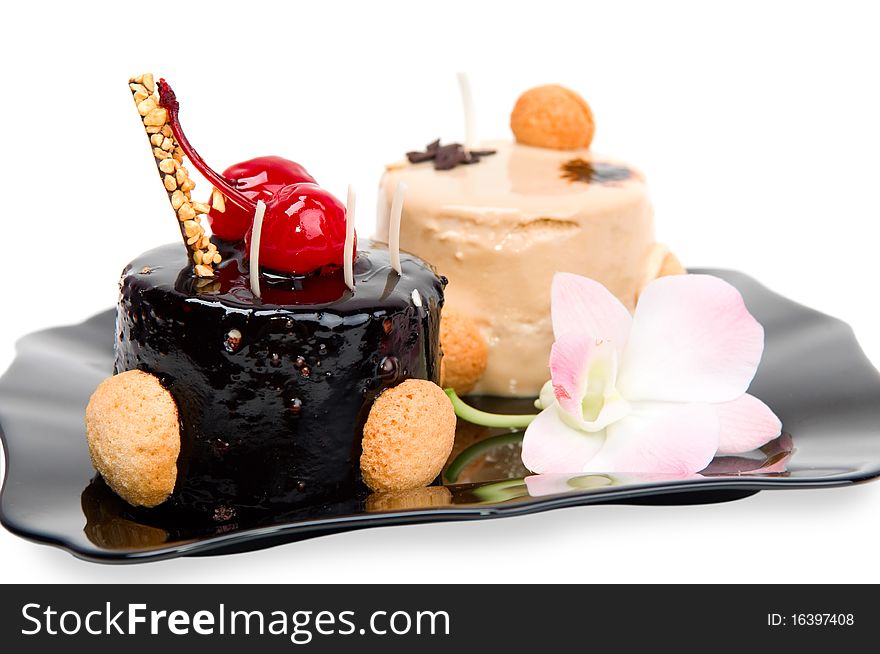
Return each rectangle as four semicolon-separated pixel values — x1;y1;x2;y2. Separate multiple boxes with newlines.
115;240;445;516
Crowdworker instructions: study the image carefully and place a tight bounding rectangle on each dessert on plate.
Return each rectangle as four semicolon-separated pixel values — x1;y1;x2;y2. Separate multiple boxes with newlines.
83;74;729;522
378;84;684;397
85;74;455;513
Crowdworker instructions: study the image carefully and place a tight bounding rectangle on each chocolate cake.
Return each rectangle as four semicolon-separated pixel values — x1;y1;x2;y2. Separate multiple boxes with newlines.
83;73;458;513
115;240;445;513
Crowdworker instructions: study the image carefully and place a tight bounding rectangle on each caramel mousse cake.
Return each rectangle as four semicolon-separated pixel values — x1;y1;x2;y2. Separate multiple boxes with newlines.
85;74;454;514
377;84;683;397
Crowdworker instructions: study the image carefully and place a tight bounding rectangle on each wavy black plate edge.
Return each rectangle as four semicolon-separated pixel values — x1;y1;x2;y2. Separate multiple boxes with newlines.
1;268;879;564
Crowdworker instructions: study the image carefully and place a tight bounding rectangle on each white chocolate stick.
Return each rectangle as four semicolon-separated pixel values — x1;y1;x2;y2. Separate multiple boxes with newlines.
344;185;356;291
249;200;267;299
457;72;476;149
388;182;407;275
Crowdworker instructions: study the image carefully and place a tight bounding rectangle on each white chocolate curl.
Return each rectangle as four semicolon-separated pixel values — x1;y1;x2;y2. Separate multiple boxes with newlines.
249;200;267;299
344;186;356;291
457;72;476;149
389;182;407;275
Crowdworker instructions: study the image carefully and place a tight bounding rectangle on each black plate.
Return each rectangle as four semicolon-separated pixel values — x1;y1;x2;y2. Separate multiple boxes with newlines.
2;269;879;563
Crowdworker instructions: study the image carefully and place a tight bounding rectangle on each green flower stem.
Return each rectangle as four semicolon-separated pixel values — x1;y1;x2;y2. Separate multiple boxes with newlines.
444;389;538;429
444;431;526;483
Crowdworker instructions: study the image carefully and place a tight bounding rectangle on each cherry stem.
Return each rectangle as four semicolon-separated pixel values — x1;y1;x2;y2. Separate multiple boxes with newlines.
158;79;256;213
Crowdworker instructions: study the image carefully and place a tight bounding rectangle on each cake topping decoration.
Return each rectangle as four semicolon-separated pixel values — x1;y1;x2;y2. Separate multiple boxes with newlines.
129;73;220;277
510;84;596;150
560;158;633;184
343;186;356;290
207;156;316;241
241;183;351;276
388;182;407;274
438;309;488;396
402;74;493;171
154;78;355;277
406;139;497;170
457;72;477;149
85;370;181;508
248;200;267;299
360;380;456;492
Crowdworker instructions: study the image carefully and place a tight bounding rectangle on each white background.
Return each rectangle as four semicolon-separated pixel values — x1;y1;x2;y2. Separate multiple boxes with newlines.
0;0;878;583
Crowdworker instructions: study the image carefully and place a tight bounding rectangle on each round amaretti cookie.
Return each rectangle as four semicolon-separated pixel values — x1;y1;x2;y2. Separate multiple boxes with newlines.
360;379;456;492
510;84;595;150
85;370;180;508
439;309;488;396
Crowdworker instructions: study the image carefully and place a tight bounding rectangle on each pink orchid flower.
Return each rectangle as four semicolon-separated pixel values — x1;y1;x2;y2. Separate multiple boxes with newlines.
521;273;782;476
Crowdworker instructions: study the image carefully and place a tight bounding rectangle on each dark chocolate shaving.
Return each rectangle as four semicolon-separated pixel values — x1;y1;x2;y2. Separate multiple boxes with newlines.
406;139;496;171
561;158;633;184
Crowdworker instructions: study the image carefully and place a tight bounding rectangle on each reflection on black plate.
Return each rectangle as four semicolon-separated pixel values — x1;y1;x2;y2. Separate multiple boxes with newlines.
2;270;880;562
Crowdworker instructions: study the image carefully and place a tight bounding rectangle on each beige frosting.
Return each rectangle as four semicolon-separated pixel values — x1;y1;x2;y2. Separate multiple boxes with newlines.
378;140;666;397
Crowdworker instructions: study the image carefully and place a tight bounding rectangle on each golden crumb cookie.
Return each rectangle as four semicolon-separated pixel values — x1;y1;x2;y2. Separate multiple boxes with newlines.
85;370;180;508
360;379;456;492
439;309;488;396
510;84;595;150
658;251;687;277
365;486;452;512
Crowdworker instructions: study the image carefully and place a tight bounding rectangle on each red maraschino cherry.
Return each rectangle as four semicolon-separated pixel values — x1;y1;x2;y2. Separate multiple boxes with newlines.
159;80;352;276
208;156;316;241
244;182;351;274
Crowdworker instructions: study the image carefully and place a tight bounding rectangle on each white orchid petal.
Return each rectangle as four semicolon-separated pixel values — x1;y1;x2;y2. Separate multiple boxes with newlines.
586;402;720;475
716;393;782;454
618;275;765;403
521;404;605;474
551;272;632;353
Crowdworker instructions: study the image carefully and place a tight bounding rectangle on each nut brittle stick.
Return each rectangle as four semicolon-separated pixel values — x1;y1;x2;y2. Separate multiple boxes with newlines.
128;72;221;277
